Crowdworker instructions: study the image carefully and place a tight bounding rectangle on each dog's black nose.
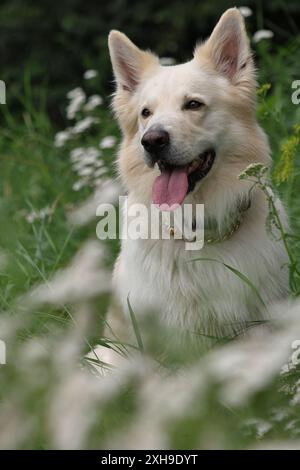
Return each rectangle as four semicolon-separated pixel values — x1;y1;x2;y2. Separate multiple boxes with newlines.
141;129;170;155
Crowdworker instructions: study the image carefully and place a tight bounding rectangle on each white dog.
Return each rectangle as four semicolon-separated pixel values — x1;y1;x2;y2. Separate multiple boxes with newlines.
106;8;288;347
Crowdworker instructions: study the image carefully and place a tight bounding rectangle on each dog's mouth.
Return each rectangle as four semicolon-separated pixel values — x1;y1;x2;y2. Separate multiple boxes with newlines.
152;149;215;209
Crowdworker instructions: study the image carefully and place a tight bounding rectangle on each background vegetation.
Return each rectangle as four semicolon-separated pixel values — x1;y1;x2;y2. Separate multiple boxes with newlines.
0;0;300;450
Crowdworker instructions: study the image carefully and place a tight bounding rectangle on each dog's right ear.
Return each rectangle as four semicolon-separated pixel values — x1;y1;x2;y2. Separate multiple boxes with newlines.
108;31;158;93
196;8;253;85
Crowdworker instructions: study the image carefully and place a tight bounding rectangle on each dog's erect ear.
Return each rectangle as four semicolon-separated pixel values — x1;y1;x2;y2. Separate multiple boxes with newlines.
200;8;251;82
108;30;158;92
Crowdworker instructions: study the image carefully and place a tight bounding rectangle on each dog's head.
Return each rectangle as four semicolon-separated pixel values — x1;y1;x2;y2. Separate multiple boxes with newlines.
108;8;268;210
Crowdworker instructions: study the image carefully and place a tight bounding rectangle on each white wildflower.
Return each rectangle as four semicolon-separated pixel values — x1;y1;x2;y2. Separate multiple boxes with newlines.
77;167;94;177
49;371;98;449
72;161;87;171
29;241;111;305
26;211;38;224
291;392;300;406
70;147;104;188
246;418;272;438
285;420;297;431
72;116;99;135
160;57;176;66
71;147;101;166
25;206;53;223
39;207;53;219
253;30;274;43
239;6;252;18
84;147;101;160
70;147;85;162
94;167;107;178
94;159;105;168
271;408;289;422
83;70;98;80
54;130;72;148
256;420;272;438
73;159;94;171
84;95;103;112
66;88;86;120
67;87;85;100
72;180;87;192
94;178;104;187
68;178;120;226
254;440;300;450
205;300;300;406
280;363;291;375
99;135;117;149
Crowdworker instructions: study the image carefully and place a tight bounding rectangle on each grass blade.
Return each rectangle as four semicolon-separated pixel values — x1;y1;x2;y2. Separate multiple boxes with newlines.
189;257;267;309
127;295;144;352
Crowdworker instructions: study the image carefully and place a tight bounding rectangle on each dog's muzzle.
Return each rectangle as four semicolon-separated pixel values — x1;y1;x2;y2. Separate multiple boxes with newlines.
141;129;170;164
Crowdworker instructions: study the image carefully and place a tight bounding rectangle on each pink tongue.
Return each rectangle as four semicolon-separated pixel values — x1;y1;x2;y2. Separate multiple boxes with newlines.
152;166;189;210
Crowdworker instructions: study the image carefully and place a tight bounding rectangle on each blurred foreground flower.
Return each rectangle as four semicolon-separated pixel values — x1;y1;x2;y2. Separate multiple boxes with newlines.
253;30;274;43
68;178;120;226
70;146;108;191
239;162;268;180
84;94;103;112
238;6;252;18
28;240;111;305
25;206;53;224
72;116;99;134
54;130;72;147
84;70;98;80
66;87;86;120
1;278;300;448
99;135;117;149
160;57;176;66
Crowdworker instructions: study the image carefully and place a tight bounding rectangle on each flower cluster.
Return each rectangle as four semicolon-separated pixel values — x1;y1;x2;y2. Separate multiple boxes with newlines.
25;206;54;224
70;147;106;191
54;71;118;192
238;163;269;180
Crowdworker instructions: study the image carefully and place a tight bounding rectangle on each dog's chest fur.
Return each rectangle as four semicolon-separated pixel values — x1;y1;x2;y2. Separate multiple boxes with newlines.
114;193;289;339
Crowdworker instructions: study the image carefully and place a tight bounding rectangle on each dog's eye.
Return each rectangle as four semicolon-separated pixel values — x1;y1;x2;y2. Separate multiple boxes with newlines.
184;100;204;110
141;108;151;118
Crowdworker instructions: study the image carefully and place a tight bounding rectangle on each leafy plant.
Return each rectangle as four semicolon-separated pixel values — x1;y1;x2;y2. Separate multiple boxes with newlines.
239;163;300;295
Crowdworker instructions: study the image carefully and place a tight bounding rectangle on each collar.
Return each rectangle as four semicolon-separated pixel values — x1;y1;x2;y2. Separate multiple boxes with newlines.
167;198;251;245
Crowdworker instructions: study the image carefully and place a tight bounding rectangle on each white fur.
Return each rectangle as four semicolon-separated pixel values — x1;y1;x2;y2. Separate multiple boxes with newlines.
108;9;289;344
115;191;288;339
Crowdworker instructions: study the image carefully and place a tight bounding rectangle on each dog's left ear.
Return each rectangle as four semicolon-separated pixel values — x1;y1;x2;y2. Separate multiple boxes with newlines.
198;8;252;83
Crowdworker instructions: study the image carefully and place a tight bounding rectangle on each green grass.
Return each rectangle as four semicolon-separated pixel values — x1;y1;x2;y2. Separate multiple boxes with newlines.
0;35;300;449
0;82;116;293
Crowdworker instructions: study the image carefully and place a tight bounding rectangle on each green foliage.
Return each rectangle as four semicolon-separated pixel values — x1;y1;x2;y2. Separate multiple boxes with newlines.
239;163;300;295
1;0;300;450
1;0;300;122
274;125;300;184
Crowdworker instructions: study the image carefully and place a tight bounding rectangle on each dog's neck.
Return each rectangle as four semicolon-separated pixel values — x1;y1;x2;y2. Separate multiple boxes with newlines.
203;197;251;244
166;196;251;245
